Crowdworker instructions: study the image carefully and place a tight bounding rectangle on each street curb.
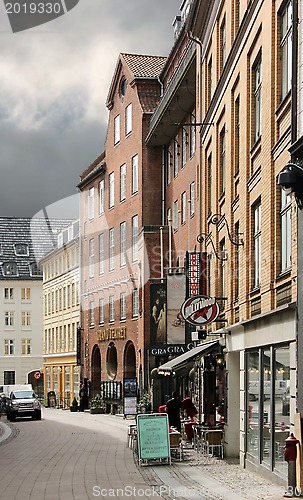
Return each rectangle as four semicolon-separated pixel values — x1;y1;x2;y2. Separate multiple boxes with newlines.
0;420;13;444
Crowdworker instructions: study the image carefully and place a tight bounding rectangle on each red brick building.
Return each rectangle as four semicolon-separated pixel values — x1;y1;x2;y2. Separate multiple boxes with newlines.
78;53;166;412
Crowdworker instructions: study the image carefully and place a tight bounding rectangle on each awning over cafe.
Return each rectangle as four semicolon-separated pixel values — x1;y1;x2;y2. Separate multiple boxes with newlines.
157;339;220;375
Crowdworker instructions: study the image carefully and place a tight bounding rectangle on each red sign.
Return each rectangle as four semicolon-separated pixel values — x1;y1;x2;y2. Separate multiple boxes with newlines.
180;295;220;326
33;371;41;380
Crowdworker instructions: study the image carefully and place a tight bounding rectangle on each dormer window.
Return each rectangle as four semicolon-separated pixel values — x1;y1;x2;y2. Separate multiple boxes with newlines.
29;262;40;276
3;262;18;276
14;243;29;256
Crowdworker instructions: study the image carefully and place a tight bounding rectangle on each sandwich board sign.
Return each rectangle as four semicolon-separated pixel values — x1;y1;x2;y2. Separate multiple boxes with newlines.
137;413;170;465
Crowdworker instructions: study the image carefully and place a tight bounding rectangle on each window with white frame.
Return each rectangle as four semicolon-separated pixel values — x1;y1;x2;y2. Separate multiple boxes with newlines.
114;114;120;145
253;201;261;288
132;154;138;194
109;172;115;208
99;298;104;325
132;215;138;262
4;339;14;355
280;189;292;272
220;16;226;71
132;288;138;318
99;233;104;275
89;238;94;278
21;287;30;300
29;262;40;276
220;126;226;195
120;221;126;267
120;292;126;320
2;262;18;276
21;339;31;355
167;207;172;226
280;1;292;100
253;58;262;142
182;127;187;167
5;311;14;327
120;163;126;202
181;191;186;224
167;146;172;184
21;311;31;327
109;228;115;270
190;113;196;157
89;301;94;326
125;103;132;135
14;243;29;256
4;288;13;300
190;181;195;216
207;57;213;106
174;138;179;177
109;295;115;322
99;179;105;214
172;200;179;230
88;187;94;220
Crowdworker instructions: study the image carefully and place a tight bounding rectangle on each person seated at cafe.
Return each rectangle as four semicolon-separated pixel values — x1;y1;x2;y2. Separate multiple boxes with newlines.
166;391;184;432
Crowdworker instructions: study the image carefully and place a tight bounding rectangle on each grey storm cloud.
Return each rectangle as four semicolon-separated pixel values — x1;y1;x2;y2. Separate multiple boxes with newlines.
0;0;179;217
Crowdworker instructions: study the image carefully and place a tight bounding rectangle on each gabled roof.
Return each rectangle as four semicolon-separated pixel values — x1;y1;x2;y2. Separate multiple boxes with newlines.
106;53;166;109
78;152;106;189
0;217;74;280
121;53;166;78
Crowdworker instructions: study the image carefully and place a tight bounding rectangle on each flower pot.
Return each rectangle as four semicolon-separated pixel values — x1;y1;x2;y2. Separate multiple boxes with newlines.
70;406;78;412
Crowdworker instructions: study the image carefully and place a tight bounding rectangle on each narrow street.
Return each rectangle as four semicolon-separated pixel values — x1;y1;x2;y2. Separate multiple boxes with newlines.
0;408;286;500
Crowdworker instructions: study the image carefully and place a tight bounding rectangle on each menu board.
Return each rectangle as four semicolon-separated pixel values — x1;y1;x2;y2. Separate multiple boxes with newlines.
137;414;170;463
124;397;137;416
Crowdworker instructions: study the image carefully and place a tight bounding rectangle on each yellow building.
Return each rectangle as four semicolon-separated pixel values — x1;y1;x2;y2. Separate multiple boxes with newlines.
40;220;80;408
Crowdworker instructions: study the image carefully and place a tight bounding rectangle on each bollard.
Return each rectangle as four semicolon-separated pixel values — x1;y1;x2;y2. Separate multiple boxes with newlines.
284;433;299;498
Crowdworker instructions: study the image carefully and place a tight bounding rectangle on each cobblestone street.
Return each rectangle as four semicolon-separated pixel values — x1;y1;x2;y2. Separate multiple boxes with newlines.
0;409;287;500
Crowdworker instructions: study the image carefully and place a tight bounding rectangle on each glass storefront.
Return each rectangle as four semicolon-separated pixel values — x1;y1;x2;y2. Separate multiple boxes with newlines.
246;344;290;476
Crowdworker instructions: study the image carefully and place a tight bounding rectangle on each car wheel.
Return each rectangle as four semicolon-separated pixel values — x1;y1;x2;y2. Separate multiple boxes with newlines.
34;410;41;420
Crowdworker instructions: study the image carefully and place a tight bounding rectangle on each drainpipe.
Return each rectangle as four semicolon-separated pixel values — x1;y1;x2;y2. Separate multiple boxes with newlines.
291;0;298;150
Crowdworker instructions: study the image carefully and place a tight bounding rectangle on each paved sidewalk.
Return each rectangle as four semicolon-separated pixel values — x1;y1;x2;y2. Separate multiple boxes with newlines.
0;410;287;499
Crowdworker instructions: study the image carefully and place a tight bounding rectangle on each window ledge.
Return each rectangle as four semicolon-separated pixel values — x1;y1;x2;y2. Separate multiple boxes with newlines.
250;286;260;296
276;269;291;282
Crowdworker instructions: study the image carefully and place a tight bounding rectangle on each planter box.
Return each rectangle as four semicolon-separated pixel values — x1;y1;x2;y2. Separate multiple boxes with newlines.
90;408;104;414
70;406;78;412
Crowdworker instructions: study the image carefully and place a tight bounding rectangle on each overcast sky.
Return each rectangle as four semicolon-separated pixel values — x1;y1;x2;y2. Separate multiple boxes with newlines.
0;1;179;219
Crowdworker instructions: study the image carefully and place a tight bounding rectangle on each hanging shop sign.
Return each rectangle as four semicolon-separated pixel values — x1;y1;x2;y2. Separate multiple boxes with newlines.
186;251;207;298
180;295;220;326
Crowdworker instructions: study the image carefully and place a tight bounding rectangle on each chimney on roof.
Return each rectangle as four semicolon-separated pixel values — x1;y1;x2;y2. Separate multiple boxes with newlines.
173;16;182;41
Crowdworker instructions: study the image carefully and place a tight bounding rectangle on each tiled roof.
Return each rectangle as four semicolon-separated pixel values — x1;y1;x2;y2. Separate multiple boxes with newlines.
0;217;75;280
79;152;105;184
121;53;167;78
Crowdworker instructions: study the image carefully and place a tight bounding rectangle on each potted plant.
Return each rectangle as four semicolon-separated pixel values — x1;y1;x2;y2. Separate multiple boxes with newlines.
90;394;104;414
137;393;151;413
70;396;78;412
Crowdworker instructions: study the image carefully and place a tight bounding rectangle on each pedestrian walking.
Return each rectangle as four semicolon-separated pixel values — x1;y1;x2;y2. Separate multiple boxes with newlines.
166;391;183;432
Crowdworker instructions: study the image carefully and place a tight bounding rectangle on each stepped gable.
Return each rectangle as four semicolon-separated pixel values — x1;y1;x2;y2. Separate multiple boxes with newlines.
0;217;75;280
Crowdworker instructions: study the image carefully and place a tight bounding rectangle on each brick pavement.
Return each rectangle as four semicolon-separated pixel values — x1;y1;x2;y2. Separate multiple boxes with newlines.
0;408;286;500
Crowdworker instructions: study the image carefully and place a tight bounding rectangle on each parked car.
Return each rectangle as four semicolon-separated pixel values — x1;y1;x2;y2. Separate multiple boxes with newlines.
6;389;41;421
